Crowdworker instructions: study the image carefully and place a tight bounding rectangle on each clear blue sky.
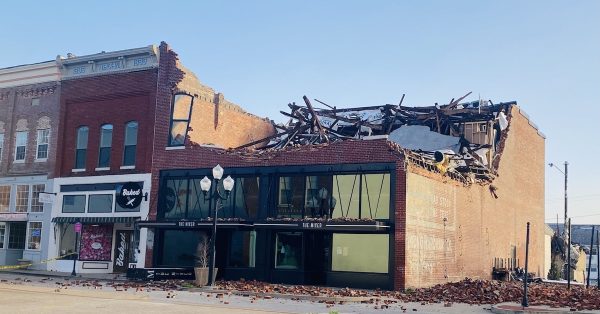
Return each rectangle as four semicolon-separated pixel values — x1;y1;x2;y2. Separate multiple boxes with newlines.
2;0;599;224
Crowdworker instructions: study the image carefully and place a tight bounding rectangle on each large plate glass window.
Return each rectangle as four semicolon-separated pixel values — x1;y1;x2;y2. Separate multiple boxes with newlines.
14;131;27;161
36;129;50;160
305;176;334;218
159;230;204;267
275;232;302;269
123;121;138;166
168;94;193;146
15;185;30;212
161;179;188;220
98;124;113;168
75;126;88;169
360;173;390;219
277;177;304;218
332;233;389;273
59;224;77;260
27;222;42;250
229;231;256;268
0;186;10;213
331;174;360;219
62;195;86;213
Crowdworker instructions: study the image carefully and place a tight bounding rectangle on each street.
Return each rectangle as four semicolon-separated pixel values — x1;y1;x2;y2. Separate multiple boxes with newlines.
0;273;491;314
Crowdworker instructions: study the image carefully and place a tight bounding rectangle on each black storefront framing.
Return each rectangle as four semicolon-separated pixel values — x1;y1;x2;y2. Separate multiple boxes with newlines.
146;163;396;289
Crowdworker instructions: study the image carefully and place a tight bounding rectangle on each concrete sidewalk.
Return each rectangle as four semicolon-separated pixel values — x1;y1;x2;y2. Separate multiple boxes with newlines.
0;269;127;281
492;302;598;314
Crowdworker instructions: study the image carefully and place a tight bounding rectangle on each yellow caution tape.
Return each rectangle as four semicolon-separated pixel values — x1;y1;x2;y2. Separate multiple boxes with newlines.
0;252;76;270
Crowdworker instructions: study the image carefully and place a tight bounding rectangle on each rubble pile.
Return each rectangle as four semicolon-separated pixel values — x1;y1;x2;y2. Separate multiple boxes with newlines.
216;278;600;310
231;93;515;185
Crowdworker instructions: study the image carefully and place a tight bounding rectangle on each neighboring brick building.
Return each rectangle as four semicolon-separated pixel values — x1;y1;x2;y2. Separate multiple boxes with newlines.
141;97;545;290
46;42;274;274
0;61;61;268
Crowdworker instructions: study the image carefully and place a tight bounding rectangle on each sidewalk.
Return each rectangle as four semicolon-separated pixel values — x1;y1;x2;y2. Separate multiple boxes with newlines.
492;302;598;314
0;269;127;281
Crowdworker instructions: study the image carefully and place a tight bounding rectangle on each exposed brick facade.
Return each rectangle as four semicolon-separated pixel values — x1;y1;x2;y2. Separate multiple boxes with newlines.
55;70;158;177
0;82;60;177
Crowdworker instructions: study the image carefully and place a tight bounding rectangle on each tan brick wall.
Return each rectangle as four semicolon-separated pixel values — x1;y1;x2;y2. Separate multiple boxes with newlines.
173;60;274;149
404;105;545;288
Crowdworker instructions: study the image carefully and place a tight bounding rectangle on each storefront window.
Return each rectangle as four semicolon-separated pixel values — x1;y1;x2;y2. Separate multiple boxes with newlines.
26;222;42;250
62;195;86;213
305;176;334;218
88;194;113;213
331;174;360;219
361;174;390;219
59;224;77;260
229;231;256;268
277;177;304;218
224;177;260;219
332;233;389;273
0;222;5;248
8;222;26;249
160;230;204;267
275;232;302;269
79;224;113;261
162;179;189;220
187;179;211;219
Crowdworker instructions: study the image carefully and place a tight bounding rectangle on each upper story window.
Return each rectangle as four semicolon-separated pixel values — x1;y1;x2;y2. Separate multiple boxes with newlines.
15;185;30;213
14;131;27;162
75;126;88;169
36;129;50;160
123;121;138;166
168;94;193;147
0;133;4;163
0;186;10;213
31;98;40;106
98;124;113;168
275;173;390;220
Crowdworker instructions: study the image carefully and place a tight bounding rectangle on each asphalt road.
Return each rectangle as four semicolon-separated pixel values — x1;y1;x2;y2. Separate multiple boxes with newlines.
0;273;491;314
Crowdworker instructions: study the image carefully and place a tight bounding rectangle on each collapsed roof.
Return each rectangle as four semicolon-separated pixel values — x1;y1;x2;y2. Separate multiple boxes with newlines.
232;92;515;185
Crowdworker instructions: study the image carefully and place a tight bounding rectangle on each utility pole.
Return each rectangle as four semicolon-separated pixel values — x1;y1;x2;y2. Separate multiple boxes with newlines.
568;218;572;290
587;226;595;288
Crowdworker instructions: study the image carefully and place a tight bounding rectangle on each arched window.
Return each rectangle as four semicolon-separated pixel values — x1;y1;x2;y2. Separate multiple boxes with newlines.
75;126;89;169
98;124;113;168
123;121;138;167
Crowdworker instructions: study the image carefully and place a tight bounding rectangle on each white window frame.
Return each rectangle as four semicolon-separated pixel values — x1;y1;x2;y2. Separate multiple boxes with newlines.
35;129;50;161
0;133;4;164
14;131;28;162
0;222;6;249
30;184;46;213
15;184;31;213
26;221;43;251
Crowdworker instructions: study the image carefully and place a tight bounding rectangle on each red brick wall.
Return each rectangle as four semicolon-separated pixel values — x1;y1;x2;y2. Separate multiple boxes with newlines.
0;83;60;177
403;105;545;288
56;70;157;178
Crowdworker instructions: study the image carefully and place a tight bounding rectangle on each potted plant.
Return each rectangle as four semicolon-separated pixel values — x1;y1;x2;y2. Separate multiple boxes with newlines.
194;234;217;286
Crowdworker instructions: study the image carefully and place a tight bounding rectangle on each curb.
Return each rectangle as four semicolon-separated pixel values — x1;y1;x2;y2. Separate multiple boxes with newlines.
188;287;389;303
491;302;597;314
0;270;128;282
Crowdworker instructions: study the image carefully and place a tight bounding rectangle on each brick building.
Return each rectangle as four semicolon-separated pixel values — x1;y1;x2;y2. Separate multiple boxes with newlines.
46;43;273;274
141;84;545;289
0;61;61;268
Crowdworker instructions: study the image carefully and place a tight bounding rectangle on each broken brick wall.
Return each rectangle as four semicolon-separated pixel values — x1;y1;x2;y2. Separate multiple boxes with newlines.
404;105;545;288
171;49;274;149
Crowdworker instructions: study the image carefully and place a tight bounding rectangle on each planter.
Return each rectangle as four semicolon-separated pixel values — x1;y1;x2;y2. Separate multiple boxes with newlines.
194;267;218;286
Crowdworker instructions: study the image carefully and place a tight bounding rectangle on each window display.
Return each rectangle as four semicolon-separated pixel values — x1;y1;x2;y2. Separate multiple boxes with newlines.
275;232;302;269
79;224;113;261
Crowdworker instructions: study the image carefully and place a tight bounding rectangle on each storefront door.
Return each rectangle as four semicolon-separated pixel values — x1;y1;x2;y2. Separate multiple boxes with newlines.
113;230;132;273
304;232;330;285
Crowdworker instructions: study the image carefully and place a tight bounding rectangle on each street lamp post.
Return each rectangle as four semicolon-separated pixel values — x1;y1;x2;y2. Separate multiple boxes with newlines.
200;164;234;287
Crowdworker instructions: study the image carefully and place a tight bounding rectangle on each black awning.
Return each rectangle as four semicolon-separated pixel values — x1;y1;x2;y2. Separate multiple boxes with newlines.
51;217;138;224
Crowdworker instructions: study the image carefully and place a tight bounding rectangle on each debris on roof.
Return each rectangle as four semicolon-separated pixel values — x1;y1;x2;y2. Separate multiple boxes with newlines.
231;92;516;185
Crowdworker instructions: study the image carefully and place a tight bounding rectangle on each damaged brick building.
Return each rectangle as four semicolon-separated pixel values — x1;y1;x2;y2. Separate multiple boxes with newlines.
141;79;546;289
